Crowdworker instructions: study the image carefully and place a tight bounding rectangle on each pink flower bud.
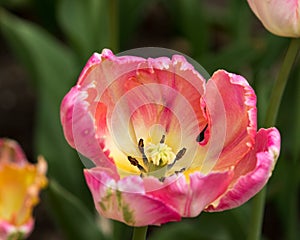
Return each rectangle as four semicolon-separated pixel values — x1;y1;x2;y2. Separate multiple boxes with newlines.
247;0;300;37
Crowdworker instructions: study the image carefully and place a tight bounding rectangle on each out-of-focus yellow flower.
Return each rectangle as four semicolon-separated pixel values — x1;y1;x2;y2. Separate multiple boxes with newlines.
0;139;47;240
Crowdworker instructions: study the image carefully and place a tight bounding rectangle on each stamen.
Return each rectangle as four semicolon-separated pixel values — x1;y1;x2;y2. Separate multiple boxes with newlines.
160;135;165;144
175;167;186;174
196;124;208;142
167;147;187;169
159;167;186;182
159;176;165;182
128;156;146;173
138;138;144;149
176;148;187;160
138;139;148;166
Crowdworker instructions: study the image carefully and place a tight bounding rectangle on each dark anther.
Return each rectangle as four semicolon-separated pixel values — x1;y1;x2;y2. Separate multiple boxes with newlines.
138;139;144;148
159;176;166;182
138;139;148;166
176;148;186;160
167;147;187;169
196;124;208;142
160;135;166;144
128;156;146;172
159;167;186;182
175;168;186;174
128;156;139;166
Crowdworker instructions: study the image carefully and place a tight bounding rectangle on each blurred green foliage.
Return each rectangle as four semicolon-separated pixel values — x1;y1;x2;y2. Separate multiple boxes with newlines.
0;0;299;240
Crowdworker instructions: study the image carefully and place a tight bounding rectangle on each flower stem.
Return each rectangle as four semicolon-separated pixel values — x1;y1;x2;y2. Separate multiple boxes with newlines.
8;232;25;240
247;37;300;240
132;226;148;240
264;38;300;127
247;188;266;240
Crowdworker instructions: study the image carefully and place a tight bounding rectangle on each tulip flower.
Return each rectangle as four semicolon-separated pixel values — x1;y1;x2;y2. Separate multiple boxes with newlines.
60;49;280;226
0;139;47;239
247;0;300;37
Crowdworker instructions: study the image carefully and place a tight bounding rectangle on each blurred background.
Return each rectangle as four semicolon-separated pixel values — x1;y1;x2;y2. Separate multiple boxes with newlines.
0;0;299;239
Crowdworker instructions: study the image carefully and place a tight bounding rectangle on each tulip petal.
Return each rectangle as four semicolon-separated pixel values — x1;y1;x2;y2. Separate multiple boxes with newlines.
203;70;257;172
60;50;144;170
107;53;207;159
60;86;117;170
84;168;181;226
247;0;300;37
127;55;207;134
205;128;280;211
61;49;208;173
0;139;27;165
144;170;233;217
0;218;34;239
0;139;47;239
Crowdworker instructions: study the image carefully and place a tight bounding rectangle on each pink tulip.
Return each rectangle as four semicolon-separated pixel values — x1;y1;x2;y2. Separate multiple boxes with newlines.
0;139;47;239
247;0;300;37
60;49;280;226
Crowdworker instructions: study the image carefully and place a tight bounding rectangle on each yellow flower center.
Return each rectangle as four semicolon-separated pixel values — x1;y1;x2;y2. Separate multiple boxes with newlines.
145;143;176;166
127;135;186;180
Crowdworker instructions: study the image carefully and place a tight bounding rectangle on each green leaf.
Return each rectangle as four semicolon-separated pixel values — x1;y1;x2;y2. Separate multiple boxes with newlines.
150;220;229;240
228;0;251;44
199;42;257;74
0;8;112;239
118;0;149;50
165;0;209;57
0;8;92;206
150;208;248;240
57;0;109;60
0;0;32;8
47;180;106;240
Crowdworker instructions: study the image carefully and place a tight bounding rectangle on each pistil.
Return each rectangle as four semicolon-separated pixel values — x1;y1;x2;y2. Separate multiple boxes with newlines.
127;136;187;180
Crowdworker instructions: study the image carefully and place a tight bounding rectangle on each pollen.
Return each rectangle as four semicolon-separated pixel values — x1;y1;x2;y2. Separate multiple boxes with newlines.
128;137;186;178
145;143;176;166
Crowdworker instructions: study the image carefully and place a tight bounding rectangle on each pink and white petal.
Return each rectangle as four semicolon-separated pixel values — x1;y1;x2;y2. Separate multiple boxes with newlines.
78;51;150;162
61;49;145;169
61;49;147;159
119;55;209;165
84;168;181;226
0;139;28;165
60;86;117;170
205;127;280;212
118;81;207;174
127;55;207;136
60;86;79;148
108;79;204;174
203;70;257;171
0;219;34;239
110;65;207;167
122;83;201;150
247;0;300;37
145;170;233;217
61;50;209;171
77;49;145;91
